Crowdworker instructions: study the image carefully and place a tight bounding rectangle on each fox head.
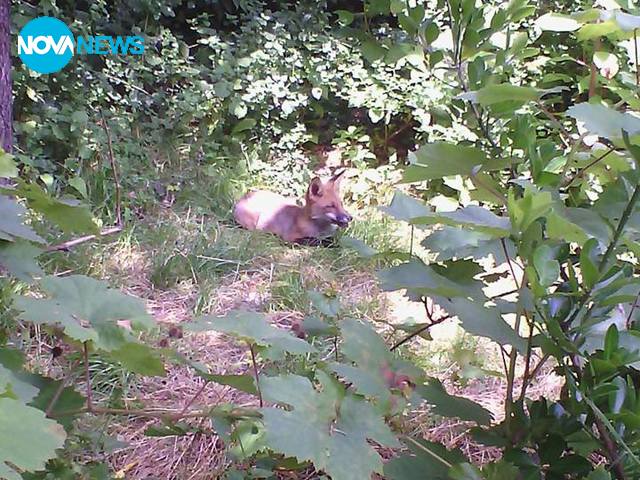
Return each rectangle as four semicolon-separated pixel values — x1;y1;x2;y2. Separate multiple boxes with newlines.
305;170;352;228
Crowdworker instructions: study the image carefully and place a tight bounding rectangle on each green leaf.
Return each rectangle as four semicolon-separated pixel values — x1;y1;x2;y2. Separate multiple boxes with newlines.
508;187;553;234
0;397;66;480
567;103;640;140
339;236;377;257
580;238;600;290
184;359;258;395
27;375;85;432
109;343;165;376
384;438;467;480
533;244;560;287
535;13;581;31
0;349;40;402
260;372;399;480
0;196;45;244
384;193;511;237
335;10;355;25
329;362;392;405
587;466;612;480
231;118;257;135
416;378;492;424
0;240;42;282
577;20;620;41
14;181;98;234
308;290;341;317
402;143;508;182
449;463;484;480
340;318;393;370
440;298;528;352
68;177;88;199
379;259;470;299
381;191;430;223
187;310;314;355
361;40;387;63
0;151;18;178
469;84;540;105
421;227;510;261
15;275;155;352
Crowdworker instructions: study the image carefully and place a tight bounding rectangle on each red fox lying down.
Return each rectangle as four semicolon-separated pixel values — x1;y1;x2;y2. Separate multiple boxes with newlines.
233;170;352;244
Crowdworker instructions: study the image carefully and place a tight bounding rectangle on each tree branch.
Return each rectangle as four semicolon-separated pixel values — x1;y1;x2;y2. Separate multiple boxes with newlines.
99;109;122;226
46;225;123;252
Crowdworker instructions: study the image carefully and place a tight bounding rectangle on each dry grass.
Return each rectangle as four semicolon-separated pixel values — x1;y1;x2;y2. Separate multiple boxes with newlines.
37;211;565;479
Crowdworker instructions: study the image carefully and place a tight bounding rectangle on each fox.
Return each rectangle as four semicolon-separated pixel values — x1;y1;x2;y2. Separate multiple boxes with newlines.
233;170;352;244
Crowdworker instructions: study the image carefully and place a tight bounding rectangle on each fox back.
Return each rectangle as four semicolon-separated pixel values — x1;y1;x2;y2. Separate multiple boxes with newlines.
233;171;352;243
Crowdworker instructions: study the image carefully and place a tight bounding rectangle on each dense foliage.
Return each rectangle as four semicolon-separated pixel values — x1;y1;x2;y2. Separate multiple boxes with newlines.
4;0;640;479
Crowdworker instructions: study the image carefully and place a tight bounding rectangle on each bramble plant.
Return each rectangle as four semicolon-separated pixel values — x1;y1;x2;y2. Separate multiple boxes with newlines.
4;0;640;479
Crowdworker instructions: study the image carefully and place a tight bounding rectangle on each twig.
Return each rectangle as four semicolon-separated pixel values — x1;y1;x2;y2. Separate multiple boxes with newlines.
537;100;571;148
601;182;640;272
179;380;209;417
249;343;263;408
520;353;550;395
391;314;451;351
99;110;122;226
635;29;639;88
562;146;616;188
46;225;123;252
45;359;81;417
83;342;93;412
51;405;261;421
626;290;640;329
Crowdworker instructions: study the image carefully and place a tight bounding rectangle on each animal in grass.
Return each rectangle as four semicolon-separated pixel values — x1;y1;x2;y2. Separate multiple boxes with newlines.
233;170;352;244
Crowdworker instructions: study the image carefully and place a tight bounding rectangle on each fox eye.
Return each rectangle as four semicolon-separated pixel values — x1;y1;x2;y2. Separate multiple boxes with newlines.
326;203;336;209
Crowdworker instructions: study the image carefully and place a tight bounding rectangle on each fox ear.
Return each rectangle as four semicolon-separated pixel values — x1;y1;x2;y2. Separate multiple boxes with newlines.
330;169;346;187
308;177;323;197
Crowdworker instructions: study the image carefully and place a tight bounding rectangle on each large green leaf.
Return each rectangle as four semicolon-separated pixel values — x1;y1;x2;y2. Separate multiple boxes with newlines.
467;84;540;105
0;398;66;480
567;103;640;140
187;310;314;355
384;438;467;480
15;275;155;355
109;343;165;376
383;193;510;236
0;241;42;282
13;181;98;234
402;143;508;182
0;196;44;244
508;187;553;234
340;318;394;369
379;259;471;299
417;378;492;424
535;13;581;32
422;227;512;262
0;349;39;403
27;376;85;432
260;372;399;480
438;298;528;352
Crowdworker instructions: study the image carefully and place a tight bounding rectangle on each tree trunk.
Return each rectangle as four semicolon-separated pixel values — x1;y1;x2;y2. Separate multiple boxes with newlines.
0;0;11;153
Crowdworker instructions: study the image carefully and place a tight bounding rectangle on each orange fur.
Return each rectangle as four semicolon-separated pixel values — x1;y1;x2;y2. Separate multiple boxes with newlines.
234;171;352;243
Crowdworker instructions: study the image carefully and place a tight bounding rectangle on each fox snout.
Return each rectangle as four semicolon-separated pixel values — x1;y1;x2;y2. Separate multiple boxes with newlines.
325;211;352;227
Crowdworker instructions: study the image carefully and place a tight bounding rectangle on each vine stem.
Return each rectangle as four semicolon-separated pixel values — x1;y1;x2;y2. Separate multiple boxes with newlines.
500;239;525;441
45;359;80;417
179;380;209;417
51;406;261;421
83;342;93;412
599;181;640;272
249;343;263;408
99;109;122;226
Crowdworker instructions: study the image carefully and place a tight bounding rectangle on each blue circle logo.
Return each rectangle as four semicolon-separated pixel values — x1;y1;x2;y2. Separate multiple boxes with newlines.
18;17;74;74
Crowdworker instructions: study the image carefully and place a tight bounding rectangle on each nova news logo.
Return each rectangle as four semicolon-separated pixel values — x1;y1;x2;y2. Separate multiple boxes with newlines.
18;16;144;74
